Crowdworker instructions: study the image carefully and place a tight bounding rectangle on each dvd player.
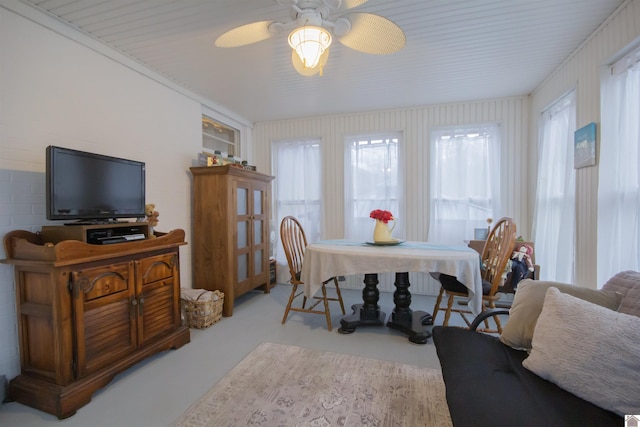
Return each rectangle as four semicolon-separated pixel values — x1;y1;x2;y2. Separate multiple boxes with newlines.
86;225;148;245
96;234;147;245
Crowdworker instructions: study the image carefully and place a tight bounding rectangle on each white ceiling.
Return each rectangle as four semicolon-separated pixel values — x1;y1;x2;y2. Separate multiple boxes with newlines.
15;0;624;123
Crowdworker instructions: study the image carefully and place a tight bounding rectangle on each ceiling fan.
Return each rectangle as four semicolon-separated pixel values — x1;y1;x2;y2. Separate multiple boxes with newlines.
215;0;406;76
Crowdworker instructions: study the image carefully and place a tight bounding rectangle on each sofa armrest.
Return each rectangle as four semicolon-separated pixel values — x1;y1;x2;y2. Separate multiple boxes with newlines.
602;270;640;317
469;308;510;331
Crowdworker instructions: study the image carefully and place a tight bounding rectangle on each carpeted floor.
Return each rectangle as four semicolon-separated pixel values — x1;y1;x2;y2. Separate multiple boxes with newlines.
171;342;453;427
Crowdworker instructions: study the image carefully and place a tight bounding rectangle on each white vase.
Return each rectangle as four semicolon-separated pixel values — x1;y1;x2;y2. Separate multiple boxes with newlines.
373;219;396;242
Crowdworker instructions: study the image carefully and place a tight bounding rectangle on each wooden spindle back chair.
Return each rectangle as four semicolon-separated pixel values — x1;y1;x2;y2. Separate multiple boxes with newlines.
432;217;517;333
280;216;345;331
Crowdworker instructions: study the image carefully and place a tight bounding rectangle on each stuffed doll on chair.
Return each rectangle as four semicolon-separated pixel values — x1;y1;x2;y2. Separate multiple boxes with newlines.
510;243;534;290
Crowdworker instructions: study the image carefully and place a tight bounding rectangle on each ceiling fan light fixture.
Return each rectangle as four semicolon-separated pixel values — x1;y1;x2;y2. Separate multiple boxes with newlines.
292;47;330;76
288;26;332;69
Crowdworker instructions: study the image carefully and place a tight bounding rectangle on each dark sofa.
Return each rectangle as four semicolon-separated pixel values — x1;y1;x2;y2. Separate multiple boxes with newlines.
432;271;640;427
433;324;622;426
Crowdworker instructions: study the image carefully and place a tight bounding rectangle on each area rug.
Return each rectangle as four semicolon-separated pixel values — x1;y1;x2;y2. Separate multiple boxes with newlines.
171;342;452;427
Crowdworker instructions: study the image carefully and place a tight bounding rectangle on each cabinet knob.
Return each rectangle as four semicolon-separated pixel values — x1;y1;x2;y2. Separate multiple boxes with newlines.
131;299;138;306
139;297;145;305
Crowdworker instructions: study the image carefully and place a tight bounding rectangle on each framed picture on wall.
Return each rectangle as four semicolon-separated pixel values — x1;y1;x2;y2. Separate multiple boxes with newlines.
474;228;489;240
574;122;597;168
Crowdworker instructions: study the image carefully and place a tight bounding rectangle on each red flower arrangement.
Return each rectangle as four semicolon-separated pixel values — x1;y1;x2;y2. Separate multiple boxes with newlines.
370;209;394;224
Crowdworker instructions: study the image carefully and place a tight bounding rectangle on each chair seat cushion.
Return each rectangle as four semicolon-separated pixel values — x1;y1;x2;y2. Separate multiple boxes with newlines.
432;326;622;427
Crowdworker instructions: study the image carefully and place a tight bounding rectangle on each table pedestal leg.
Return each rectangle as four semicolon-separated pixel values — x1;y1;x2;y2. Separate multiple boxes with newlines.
386;272;433;344
338;273;386;334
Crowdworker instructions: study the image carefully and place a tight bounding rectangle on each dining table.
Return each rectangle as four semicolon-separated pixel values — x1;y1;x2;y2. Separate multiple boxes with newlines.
300;239;483;344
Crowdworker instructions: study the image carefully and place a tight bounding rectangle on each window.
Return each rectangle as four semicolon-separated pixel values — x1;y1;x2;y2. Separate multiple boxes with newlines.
272;139;322;267
429;124;501;244
597;48;640;285
344;133;402;241
532;91;576;283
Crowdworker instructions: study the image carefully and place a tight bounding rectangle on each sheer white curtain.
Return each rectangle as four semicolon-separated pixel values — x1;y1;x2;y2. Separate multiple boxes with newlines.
272;139;322;269
428;124;501;244
597;51;640;285
344;133;402;241
532;91;576;283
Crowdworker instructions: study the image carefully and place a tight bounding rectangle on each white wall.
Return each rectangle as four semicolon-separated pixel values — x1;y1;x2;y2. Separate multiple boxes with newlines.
530;0;640;287
253;97;531;294
0;7;218;382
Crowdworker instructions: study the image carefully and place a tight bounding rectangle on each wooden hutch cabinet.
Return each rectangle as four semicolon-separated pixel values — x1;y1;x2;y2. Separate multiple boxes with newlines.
190;165;274;316
1;229;190;419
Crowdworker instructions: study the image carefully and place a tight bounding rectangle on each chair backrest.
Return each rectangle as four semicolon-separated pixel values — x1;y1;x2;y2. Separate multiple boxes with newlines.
481;217;517;295
280;216;308;285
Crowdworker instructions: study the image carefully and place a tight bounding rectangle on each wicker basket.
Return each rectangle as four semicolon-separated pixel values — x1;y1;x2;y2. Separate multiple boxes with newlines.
180;289;224;329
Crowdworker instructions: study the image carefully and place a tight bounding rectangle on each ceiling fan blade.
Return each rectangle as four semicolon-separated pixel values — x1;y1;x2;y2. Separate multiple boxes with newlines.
321;0;368;9
342;0;369;9
338;12;405;54
215;21;274;48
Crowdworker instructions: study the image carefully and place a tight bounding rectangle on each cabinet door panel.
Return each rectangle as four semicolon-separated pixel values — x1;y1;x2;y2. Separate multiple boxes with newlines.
254;248;264;274
253;218;262;245
72;263;136;378
82;298;134;372
136;253;180;346
84;273;129;301
253;189;263;215
138;254;174;283
139;279;177;345
250;180;270;286
237;220;248;249
237;186;248;215
237;253;248;282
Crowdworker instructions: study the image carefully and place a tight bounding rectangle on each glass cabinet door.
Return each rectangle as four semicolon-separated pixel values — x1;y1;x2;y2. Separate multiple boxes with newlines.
237;220;248;281
234;178;271;288
236;185;250;282
253;189;264;274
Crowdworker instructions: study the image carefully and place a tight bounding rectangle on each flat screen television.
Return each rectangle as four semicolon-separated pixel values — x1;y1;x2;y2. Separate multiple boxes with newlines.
46;145;146;223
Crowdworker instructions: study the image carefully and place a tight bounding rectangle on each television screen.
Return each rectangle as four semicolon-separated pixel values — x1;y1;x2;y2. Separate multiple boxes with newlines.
46;146;146;222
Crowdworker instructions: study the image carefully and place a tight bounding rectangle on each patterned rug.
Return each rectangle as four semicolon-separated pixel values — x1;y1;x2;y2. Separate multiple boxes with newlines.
171;342;453;427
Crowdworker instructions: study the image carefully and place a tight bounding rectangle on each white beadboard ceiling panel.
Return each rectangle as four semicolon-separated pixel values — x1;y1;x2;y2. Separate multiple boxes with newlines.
12;0;624;123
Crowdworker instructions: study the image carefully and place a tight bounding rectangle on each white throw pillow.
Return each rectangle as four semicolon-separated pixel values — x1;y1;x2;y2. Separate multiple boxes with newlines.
499;279;622;350
522;287;640;416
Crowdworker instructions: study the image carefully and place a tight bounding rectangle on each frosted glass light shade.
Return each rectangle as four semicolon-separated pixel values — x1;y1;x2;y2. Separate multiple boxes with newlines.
288;26;332;69
292;47;330;76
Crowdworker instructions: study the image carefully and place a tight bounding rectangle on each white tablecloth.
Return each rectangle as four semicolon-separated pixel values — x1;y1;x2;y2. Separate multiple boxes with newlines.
300;240;483;315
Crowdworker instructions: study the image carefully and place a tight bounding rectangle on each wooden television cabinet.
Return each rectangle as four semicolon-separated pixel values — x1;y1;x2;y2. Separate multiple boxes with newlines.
1;228;190;419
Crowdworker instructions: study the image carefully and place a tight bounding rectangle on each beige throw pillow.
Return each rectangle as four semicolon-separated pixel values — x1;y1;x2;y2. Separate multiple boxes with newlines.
499;279;622;350
523;287;640;416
